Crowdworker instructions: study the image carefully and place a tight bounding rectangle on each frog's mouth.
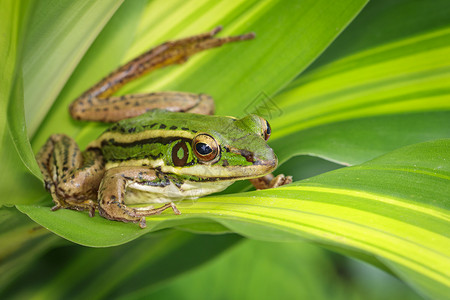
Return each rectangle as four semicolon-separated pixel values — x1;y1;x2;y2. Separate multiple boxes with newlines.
184;145;278;180
177;158;277;181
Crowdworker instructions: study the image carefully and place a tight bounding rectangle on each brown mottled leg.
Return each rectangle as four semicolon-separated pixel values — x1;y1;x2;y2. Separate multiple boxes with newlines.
72;92;215;122
98;167;180;228
249;174;293;190
70;26;254;122
36;134;105;215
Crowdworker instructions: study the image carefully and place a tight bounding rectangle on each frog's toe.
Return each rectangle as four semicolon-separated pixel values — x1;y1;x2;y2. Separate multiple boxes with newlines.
270;174;293;188
139;218;147;228
51;204;62;211
44;181;53;192
89;205;96;217
170;202;181;215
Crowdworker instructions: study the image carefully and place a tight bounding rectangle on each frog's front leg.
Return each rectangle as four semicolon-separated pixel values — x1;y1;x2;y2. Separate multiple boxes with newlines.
36;134;105;216
98;167;180;228
249;174;293;190
70;26;254;122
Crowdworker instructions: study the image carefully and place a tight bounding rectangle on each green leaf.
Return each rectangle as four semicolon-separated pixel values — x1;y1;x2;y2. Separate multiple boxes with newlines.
269;22;450;165
0;0;43;206
30;0;368;151
311;0;450;67
18;139;450;299
0;0;30;140
23;0;124;135
274;111;450;166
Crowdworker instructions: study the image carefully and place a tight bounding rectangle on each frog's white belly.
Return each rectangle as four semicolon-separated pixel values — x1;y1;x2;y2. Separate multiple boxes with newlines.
124;180;233;205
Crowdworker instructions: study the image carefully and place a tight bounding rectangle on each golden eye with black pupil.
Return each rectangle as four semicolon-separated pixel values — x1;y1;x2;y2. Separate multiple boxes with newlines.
258;117;271;141
196;143;212;155
192;134;220;163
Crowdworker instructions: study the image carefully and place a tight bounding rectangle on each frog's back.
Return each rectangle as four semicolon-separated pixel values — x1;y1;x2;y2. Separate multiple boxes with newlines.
102;109;235;136
86;110;233;163
87;109;274;173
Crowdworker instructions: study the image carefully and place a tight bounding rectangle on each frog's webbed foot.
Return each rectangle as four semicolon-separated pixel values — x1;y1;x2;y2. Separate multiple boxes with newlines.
98;167;181;228
249;173;293;190
69;26;254;122
36;134;104;216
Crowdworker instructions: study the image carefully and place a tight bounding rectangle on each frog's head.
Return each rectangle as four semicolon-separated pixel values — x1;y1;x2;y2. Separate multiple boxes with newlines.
172;114;278;180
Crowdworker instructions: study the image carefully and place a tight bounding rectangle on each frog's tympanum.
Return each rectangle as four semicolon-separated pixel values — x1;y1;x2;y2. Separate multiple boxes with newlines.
36;26;292;228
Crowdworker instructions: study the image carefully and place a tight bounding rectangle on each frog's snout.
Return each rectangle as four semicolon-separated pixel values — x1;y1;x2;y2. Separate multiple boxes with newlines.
229;144;278;174
254;148;278;171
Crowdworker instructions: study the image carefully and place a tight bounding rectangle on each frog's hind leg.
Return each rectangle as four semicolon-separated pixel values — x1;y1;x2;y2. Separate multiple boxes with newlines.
70;26;254;122
98;167;181;228
71;92;215;123
36;134;105;216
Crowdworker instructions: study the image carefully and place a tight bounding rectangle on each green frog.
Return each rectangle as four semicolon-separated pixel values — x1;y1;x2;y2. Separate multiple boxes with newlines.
36;26;292;228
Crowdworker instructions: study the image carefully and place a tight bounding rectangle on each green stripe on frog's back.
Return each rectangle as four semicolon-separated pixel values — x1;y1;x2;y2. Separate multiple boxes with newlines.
102;109;237;136
90;129;196;147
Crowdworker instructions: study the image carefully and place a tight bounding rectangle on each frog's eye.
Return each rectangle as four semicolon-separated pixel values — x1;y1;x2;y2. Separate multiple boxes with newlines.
192;134;220;163
259;117;271;141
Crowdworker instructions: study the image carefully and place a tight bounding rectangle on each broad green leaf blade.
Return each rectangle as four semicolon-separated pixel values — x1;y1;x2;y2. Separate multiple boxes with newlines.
23;0;124;135
274;27;450;132
261;0;450;166
0;0;43;206
310;0;450;69
274;111;450;166
30;0;151;152
8;70;41;179
269;25;450;165
0;0;30;143
118;0;369;115
30;0;368;152
18;139;450;299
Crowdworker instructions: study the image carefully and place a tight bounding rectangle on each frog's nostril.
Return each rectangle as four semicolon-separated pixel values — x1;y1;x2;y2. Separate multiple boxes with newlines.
242;151;254;163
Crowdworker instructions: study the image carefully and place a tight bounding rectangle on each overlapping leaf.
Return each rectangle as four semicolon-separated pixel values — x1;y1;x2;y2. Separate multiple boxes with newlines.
269;27;450;165
19;139;450;299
